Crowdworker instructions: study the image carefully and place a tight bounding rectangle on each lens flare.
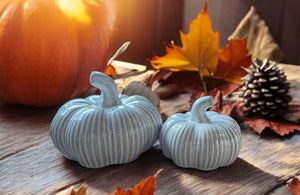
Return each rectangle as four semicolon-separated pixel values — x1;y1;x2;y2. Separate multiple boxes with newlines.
56;0;90;24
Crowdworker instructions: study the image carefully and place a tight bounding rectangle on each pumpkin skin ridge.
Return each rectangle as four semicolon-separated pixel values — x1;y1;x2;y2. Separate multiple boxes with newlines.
208;112;242;166
50;95;98;161
124;95;162;151
66;107;96;161
0;1;25;103
110;105;136;164
159;109;242;171
1;0;80;106
126;97;159;151
70;108;94;166
209;122;227;168
50;93;162;168
50;101;92;160
0;0;116;106
118;104;149;161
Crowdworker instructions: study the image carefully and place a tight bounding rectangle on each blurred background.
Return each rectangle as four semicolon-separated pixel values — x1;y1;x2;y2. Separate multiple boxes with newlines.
110;0;300;65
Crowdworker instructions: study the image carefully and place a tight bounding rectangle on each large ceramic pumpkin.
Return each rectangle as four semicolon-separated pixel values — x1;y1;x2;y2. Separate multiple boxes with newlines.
50;71;162;168
0;0;116;106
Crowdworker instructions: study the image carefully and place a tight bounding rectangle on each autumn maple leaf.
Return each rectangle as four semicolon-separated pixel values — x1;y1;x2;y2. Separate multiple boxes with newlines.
214;38;252;83
109;169;162;195
150;2;220;77
105;64;117;77
287;176;300;195
245;117;300;136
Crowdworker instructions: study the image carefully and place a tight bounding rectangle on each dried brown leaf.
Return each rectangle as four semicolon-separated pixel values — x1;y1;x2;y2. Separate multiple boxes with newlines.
190;82;241;105
245;117;300;136
213;82;241;96
229;6;285;61
208;91;241;116
190;90;242;118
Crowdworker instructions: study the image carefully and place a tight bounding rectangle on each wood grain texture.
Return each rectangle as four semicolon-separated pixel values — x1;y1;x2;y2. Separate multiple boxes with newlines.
0;105;57;160
0;62;299;194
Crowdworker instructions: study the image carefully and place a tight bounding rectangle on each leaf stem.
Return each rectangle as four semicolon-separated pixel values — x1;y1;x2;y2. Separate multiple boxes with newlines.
199;64;208;95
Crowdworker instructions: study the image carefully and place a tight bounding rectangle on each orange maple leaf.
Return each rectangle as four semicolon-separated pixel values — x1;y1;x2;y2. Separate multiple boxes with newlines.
109;169;163;195
150;2;220;77
105;64;117;77
214;38;252;83
287;176;300;195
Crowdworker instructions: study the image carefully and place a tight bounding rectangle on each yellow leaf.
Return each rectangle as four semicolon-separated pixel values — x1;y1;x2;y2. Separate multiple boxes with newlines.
151;2;220;76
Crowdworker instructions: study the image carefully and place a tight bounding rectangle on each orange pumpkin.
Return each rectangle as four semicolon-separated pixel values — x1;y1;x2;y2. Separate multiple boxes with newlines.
0;0;116;106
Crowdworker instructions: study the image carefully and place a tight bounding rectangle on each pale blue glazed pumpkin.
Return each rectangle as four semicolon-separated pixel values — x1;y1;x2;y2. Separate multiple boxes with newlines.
159;96;242;171
50;71;162;168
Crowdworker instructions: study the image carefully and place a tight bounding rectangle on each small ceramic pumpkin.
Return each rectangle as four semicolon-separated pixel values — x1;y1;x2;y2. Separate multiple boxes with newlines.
50;72;162;168
159;96;242;171
0;0;116;106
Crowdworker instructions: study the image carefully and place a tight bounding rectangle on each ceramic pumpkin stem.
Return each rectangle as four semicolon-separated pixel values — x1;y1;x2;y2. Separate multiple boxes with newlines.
191;96;214;123
90;71;122;108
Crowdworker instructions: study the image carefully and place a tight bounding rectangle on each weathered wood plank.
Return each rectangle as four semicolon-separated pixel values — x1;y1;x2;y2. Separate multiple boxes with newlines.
0;128;299;194
0;140;92;194
0;105;57;160
271;186;292;195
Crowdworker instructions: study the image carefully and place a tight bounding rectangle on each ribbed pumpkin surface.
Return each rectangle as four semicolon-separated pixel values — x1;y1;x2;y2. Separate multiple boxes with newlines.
50;94;162;168
160;109;242;171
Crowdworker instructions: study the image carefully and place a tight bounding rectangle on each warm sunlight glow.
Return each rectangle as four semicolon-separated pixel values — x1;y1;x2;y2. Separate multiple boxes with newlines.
56;0;90;24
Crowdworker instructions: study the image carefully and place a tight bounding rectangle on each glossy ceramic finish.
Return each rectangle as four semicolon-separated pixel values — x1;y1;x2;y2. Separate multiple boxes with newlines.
159;96;242;171
50;72;162;168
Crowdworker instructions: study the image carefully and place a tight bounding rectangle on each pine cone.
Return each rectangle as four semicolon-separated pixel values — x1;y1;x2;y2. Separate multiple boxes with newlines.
240;58;292;118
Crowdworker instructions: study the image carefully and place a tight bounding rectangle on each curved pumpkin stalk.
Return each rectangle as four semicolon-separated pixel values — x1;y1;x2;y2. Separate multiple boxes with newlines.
191;96;214;123
90;71;122;108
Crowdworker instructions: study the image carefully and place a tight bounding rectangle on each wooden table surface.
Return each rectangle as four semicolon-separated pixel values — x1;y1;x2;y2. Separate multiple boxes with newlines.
0;62;299;195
